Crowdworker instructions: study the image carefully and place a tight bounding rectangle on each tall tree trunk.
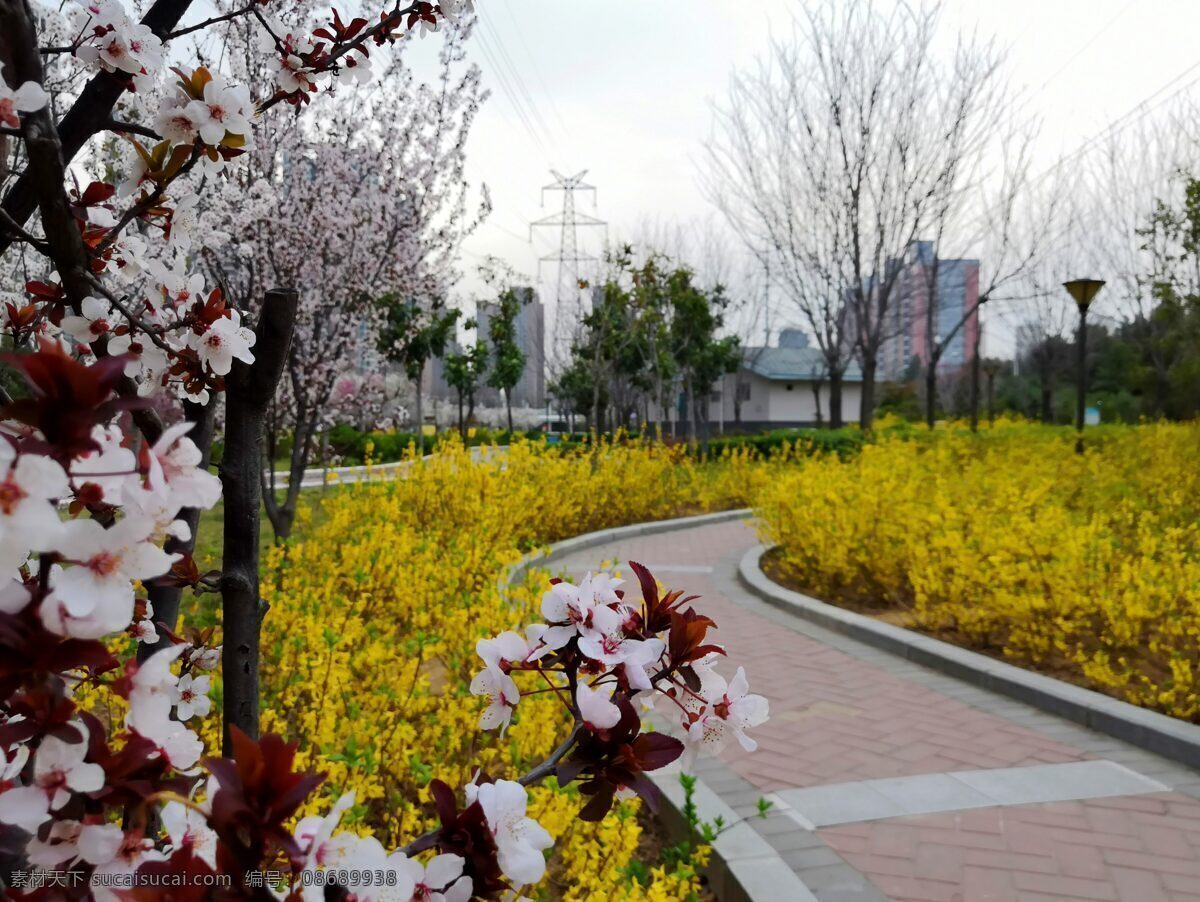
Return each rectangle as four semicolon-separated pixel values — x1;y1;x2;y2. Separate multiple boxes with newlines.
925;358;939;429
414;364;425;456
220;288;298;755
141;397;216;661
1039;371;1054;423
969;332;982;432
828;372;844;429
685;380;696;444
261;406;310;541
506;390;514;436
859;357;877;430
457;388;465;440
986;370;996;426
812;380;823;428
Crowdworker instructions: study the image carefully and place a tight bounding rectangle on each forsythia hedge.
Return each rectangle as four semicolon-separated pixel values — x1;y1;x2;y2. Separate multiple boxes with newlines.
756;421;1200;720
233;439;775;899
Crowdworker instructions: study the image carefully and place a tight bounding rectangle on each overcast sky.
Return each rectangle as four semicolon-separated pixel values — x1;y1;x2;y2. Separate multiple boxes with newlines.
435;0;1200;357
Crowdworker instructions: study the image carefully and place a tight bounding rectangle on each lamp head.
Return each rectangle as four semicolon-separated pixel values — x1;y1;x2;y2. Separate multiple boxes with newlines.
1063;278;1105;311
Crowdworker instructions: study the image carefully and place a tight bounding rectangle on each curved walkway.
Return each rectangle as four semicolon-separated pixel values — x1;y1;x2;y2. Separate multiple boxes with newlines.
549;516;1200;902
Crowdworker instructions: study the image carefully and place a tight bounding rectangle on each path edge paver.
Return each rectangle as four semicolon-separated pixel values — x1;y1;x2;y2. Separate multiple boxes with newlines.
501;509;817;902
740;542;1200;771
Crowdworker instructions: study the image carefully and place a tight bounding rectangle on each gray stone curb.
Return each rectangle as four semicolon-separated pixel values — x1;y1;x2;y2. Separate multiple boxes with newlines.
650;765;818;902
740;543;1200;770
501;509;816;902
502;507;751;592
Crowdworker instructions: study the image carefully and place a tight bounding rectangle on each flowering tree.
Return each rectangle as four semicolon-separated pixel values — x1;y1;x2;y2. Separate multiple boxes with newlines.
201;17;487;539
0;1;770;898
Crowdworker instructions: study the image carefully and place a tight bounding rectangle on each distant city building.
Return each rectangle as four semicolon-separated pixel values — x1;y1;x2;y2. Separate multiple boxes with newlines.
476;287;546;408
424;338;461;402
880;241;980;380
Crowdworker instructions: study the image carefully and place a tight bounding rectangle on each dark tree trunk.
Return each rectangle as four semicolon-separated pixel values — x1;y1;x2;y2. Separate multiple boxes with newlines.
925;358;939;429
986;371;996;425
220;289;298;755
457;388;466;440
506;391;514;436
812;380;824;427
414;364;425;456
828;372;844;429
969;336;982;433
141;397;216;660
859;357;877;430
1039;371;1054;423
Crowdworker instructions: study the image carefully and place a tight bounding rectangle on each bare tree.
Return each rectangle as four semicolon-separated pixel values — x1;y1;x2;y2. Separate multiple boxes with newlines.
707;0;1018;429
915;125;1062;425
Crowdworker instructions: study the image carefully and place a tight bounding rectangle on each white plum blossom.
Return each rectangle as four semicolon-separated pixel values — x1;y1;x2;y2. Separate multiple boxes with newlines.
576;606;664;692
439;0;475;25
0;580;30;614
41;516;176;639
576;682;622;731
540;578;607;649
75;14;164;92
90;831;165;902
162;800;217;866
470;669;520;735
185;77;253;145
154;95;201;145
465;780;553;886
269;53;319;94
393;852;472;902
0;62;50;128
60;295;117;345
172;673;212;721
476;627;548;678
0;731;104;832
146;422;222;510
25;819;123;868
188;644;222;671
684;666;769;766
296;792;398;900
130;618;159;644
0;445;68;574
188;313;256;376
70;423;137;506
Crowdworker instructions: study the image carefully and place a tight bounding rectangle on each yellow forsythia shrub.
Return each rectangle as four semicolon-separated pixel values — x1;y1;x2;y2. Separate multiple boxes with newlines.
756;420;1200;720
252;437;765;899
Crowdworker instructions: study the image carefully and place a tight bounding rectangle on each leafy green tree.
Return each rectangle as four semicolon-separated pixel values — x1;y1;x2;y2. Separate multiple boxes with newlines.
375;294;460;454
445;322;488;440
668;270;739;446
484;287;527;435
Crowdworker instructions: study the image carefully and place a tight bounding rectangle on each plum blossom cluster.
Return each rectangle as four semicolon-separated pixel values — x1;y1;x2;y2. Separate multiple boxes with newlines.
472;563;770;820
0;344;560;900
71;0;164;91
0;0;646;897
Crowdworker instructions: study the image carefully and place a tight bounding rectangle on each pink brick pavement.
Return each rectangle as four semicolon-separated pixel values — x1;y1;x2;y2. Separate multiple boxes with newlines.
550;517;1200;901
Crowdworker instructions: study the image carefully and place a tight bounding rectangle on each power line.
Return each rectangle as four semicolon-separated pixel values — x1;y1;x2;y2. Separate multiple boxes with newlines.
475;11;556;147
496;0;569;137
471;19;546;152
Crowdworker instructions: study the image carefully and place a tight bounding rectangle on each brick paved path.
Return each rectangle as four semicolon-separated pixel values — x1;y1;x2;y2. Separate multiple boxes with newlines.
549;517;1200;902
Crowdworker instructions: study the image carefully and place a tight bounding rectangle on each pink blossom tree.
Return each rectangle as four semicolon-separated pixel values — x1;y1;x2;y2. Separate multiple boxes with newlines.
202;19;487;539
0;1;771;897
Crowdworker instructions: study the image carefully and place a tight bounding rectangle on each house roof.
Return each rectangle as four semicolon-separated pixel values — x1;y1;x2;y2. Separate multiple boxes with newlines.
742;346;863;382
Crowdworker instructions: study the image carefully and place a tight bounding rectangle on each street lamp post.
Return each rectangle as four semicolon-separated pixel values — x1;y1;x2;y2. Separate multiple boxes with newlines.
1062;278;1105;454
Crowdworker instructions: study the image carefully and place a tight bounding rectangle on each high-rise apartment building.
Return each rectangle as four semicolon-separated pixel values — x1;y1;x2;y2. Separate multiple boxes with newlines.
476;287;546;408
880;241;980;380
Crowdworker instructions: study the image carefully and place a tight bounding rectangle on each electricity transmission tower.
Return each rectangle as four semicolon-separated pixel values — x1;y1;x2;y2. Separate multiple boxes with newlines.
530;170;606;352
